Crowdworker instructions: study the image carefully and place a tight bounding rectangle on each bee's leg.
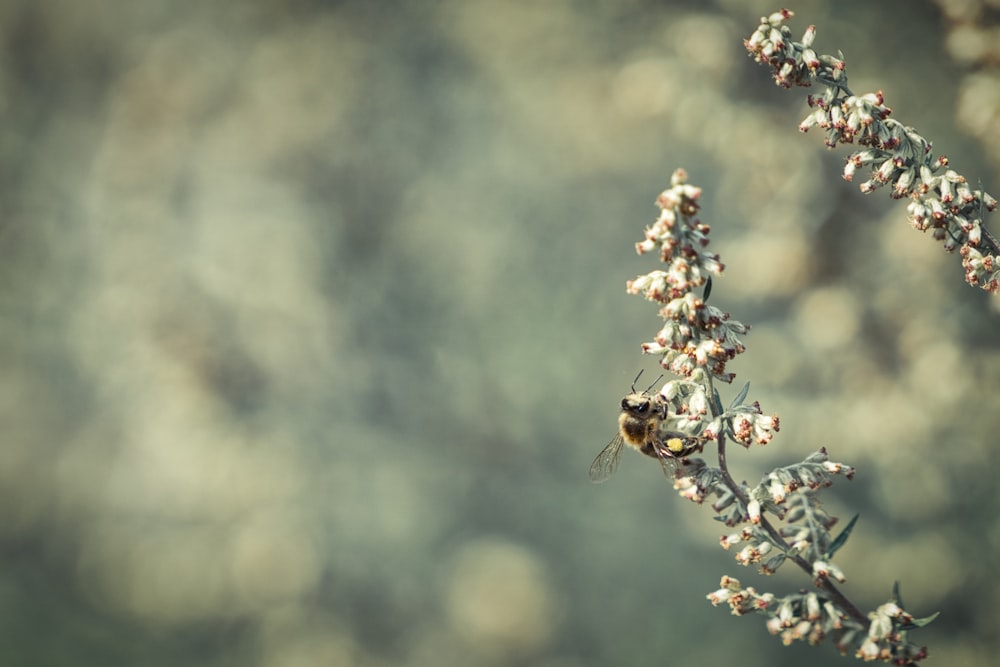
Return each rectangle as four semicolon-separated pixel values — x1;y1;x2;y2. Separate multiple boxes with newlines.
655;455;673;479
641;438;676;479
638;439;663;459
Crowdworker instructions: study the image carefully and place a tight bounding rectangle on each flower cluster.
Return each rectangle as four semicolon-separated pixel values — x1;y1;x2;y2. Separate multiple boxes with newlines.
713;449;856;576
708;576;858;646
745;9;1000;292
627;170;779;508
671;457;721;505
752;448;855;516
720;401;779;447
627;169;746;382
707;577;930;663
858;602;933;664
656;375;778;447
743;10;836;89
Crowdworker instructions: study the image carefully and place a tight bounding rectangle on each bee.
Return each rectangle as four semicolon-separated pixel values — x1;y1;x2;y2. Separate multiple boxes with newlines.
588;371;705;483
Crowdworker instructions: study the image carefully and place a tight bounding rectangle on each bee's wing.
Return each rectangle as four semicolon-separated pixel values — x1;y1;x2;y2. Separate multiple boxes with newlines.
589;433;625;483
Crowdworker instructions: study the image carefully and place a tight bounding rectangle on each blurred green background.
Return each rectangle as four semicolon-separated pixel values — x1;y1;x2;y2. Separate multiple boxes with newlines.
1;0;999;665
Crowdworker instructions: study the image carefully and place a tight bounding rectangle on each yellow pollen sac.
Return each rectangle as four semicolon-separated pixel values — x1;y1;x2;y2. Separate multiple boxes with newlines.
666;437;686;453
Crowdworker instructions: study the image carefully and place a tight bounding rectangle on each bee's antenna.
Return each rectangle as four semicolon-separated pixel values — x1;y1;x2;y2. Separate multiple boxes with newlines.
630;369;644;393
630;370;664;394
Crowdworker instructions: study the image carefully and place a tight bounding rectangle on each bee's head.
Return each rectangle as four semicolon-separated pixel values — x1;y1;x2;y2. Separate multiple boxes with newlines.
621;393;653;416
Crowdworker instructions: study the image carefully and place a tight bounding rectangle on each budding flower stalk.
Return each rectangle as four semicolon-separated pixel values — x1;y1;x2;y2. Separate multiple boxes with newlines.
745;8;1000;292
618;167;929;664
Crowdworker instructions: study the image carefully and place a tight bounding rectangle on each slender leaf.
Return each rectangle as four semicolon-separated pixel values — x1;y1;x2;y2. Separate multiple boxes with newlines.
729;381;751;410
906;611;940;628
825;513;859;558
